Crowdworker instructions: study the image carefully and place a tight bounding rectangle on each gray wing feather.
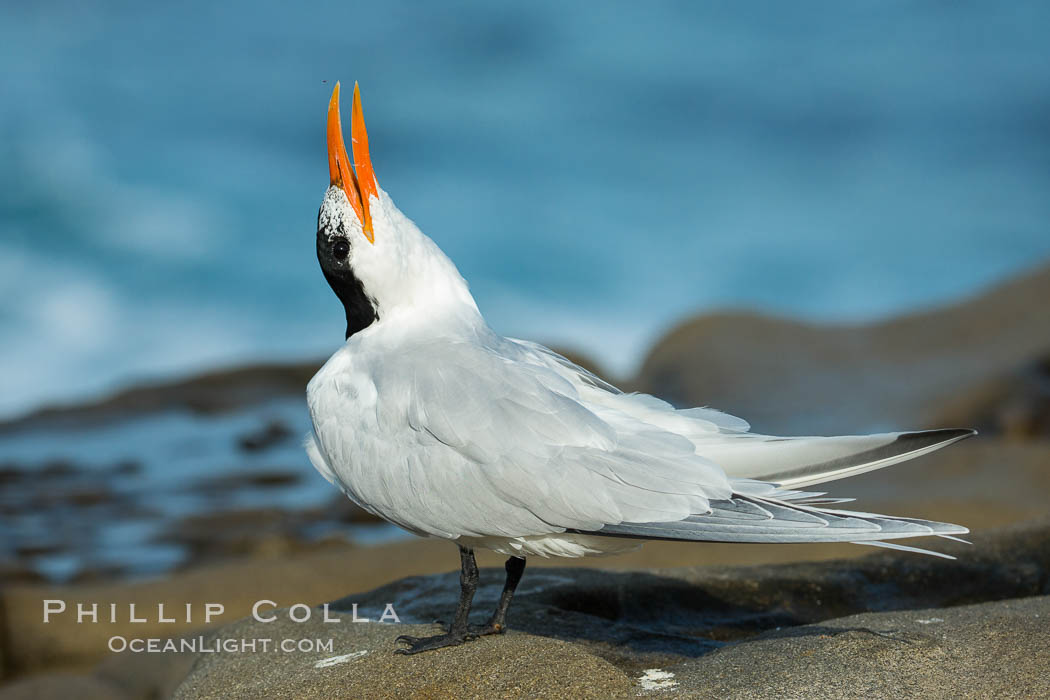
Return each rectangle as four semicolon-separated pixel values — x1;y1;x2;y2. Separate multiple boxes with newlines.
573;492;968;549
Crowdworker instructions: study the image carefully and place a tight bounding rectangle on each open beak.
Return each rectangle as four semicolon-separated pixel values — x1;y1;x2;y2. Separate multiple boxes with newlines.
327;82;378;243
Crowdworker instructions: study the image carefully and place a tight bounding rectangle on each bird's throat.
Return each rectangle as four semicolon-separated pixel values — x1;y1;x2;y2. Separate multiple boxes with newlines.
322;268;378;339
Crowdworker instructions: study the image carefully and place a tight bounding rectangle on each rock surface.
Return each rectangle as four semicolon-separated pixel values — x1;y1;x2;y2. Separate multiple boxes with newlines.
4;521;1048;698
165;522;1050;699
634;263;1050;434
936;352;1050;439
170;596;1050;699
674;595;1050;699
174;620;635;700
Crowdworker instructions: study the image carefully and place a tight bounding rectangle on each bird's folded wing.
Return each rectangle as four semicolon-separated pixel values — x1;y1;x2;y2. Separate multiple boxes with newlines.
505;338;752;433
507;339;973;492
313;337;736;539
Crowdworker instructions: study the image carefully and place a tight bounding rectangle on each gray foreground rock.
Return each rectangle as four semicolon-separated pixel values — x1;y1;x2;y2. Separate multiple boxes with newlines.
171;596;1050;699
674;595;1050;699
170;524;1049;699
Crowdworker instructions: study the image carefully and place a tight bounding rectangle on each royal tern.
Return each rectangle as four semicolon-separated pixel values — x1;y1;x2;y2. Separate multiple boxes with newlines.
306;82;975;654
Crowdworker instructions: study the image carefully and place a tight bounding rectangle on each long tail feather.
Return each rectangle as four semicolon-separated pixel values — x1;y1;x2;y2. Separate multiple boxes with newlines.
703;428;976;489
572;492;968;557
851;540;957;559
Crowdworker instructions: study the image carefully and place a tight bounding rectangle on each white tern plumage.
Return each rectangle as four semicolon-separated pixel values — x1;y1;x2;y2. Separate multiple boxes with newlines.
306;83;975;654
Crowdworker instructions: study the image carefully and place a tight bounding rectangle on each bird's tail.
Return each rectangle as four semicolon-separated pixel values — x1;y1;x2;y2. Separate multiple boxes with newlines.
584;484;969;558
572;428;976;557
697;428;976;489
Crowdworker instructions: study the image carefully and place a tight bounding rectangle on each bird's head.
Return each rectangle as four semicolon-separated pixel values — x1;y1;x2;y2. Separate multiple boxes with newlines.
317;82;476;340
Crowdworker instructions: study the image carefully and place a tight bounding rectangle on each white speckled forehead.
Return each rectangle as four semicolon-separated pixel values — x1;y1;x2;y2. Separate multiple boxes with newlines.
318;186;364;241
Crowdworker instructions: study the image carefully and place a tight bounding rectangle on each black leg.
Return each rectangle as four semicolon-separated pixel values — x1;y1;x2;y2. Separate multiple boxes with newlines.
395;545;479;654
471;555;526;636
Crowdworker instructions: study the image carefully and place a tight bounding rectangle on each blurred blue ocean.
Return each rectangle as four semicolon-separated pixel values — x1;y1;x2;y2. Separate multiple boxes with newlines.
2;1;1050;418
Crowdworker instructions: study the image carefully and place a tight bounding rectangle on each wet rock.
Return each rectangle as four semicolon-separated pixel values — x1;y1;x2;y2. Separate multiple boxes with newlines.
13;542;67;558
191;469;302;493
0;464;22;485
155;498;391;571
159;508;312;567
38;459;78;479
63;486;115;508
109;460;142;476
0;362;324;435
19;481;124;512
236;419;293;452
309;494;383;525
0;561;46;586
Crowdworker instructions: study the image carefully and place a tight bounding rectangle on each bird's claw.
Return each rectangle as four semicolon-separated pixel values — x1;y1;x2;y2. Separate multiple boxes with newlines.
394;630;475;655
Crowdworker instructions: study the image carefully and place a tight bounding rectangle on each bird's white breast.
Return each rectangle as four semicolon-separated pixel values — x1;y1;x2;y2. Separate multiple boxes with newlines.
306;343;393;523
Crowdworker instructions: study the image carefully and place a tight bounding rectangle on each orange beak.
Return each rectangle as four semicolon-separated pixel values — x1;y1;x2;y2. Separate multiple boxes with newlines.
327;82;377;243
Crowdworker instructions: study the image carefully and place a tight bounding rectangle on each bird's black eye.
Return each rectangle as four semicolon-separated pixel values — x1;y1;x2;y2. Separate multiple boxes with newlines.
332;238;350;260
